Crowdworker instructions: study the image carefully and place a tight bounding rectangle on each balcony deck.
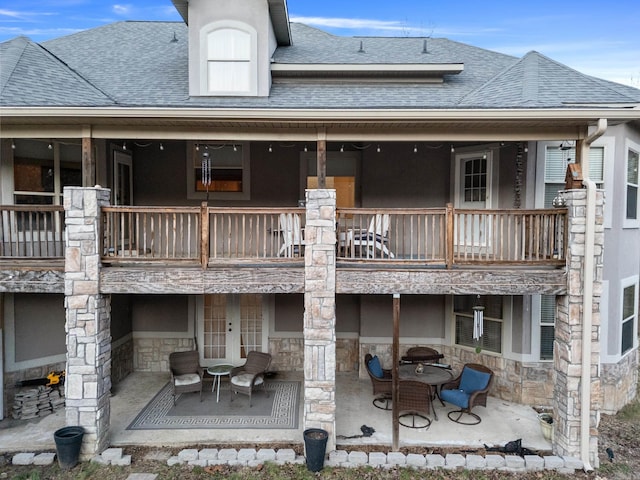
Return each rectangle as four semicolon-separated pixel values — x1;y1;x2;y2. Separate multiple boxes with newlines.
1;204;568;296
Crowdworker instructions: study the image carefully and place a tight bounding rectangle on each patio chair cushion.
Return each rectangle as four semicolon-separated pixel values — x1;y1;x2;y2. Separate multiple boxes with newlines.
458;367;491;394
231;373;264;388
174;373;201;386
440;388;470;408
368;355;384;378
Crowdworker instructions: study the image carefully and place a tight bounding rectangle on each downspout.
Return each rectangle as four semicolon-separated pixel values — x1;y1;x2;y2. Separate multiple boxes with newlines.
580;118;607;471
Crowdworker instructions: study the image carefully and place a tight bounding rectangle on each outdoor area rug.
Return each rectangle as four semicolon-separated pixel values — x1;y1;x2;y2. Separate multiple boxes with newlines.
127;381;300;430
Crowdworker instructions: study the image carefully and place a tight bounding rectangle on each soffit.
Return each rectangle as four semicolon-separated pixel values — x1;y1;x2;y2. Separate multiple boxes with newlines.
4;108;636;140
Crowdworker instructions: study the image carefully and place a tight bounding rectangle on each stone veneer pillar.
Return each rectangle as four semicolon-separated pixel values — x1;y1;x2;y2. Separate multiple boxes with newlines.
553;189;603;466
64;187;112;457
303;189;337;452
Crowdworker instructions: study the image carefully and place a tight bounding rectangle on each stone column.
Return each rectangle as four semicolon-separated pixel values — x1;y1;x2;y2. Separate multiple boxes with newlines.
303;189;337;452
553;189;603;466
64;186;112;457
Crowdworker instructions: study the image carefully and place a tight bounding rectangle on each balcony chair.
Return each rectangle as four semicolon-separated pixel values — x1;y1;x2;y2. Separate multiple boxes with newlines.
348;213;394;258
401;346;445;365
440;363;493;425
169;350;204;406
397;379;433;429
278;213;303;257
364;353;393;410
229;351;272;407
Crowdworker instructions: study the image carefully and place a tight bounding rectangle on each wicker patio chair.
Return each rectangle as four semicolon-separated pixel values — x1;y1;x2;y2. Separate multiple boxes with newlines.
401;346;444;364
229;351;272;407
397;379;433;429
440;363;493;425
364;353;393;410
169;350;204;406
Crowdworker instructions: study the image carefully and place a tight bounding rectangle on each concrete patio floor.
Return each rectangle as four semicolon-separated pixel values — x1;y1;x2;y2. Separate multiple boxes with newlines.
0;371;552;454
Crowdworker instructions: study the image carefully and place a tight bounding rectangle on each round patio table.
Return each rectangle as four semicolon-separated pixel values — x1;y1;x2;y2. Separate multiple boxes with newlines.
206;364;234;402
399;364;453;420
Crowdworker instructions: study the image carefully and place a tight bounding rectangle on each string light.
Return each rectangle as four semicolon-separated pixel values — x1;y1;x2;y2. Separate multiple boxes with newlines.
122;142;127;150
304;145;308;152
159;143;164;151
268;144;273;153
11;140;16;149
413;144;418;153
450;145;455;153
48;142;53;150
340;144;344;152
376;144;381;153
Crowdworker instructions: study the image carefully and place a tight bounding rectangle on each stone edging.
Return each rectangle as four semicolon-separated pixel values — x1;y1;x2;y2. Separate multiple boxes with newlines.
11;447;584;474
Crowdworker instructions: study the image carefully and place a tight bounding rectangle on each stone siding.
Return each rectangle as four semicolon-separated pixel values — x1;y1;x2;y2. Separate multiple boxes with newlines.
601;349;639;414
132;337;195;372
111;337;134;385
271;337;357;373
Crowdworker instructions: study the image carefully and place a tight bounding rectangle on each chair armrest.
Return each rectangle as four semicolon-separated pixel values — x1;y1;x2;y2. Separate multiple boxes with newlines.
441;376;461;391
230;366;244;377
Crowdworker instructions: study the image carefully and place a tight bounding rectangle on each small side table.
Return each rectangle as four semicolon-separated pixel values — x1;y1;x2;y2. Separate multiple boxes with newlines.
206;364;234;402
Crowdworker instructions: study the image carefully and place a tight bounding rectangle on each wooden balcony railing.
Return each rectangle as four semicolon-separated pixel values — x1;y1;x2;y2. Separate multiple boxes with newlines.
0;205;65;258
102;205;305;267
336;206;567;267
2;204;566;269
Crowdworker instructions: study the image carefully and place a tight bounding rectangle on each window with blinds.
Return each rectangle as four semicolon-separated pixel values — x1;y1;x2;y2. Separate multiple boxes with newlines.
544;146;604;207
626;147;639;221
621;284;637;355
539;295;556;360
454;296;503;353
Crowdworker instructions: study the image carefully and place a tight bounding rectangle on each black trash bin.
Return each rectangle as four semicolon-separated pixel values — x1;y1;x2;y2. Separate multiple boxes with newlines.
303;428;328;472
53;426;85;469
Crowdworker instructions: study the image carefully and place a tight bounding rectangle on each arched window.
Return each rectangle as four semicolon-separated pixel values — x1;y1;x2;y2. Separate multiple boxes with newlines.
204;26;255;95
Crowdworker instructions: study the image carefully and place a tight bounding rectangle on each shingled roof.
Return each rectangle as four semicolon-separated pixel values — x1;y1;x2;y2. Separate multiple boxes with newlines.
1;20;639;109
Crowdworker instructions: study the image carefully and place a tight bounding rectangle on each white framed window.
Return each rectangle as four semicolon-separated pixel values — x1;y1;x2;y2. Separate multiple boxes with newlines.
543;144;604;207
624;139;639;227
200;22;257;96
539;295;556;360
454;295;503;354
621;277;638;356
186;142;250;200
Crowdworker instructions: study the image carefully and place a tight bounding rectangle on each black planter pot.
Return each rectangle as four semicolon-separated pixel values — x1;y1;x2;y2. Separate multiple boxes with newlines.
53;426;85;469
303;428;328;472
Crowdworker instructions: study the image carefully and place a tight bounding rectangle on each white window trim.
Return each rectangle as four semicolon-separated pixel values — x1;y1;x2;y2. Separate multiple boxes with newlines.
199;20;258;96
623;138;640;229
535;139;612;229
620;275;639;357
530;294;556;363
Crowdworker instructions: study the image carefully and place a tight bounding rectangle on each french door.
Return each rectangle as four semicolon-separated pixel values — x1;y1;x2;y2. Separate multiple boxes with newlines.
197;294;268;366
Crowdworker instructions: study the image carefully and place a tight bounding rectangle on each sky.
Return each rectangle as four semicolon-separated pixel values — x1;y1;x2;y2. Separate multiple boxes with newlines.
1;0;639;87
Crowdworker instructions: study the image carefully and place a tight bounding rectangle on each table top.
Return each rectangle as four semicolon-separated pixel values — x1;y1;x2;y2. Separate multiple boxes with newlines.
206;364;234;375
399;364;453;385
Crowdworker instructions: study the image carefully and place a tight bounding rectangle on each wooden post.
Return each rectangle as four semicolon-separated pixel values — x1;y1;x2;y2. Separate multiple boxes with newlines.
317;129;327;189
392;293;400;451
446;203;454;269
82;135;95;187
200;202;209;269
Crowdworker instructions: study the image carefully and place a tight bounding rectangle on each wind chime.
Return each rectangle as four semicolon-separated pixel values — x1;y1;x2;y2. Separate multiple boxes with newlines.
472;295;484;342
201;148;212;201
